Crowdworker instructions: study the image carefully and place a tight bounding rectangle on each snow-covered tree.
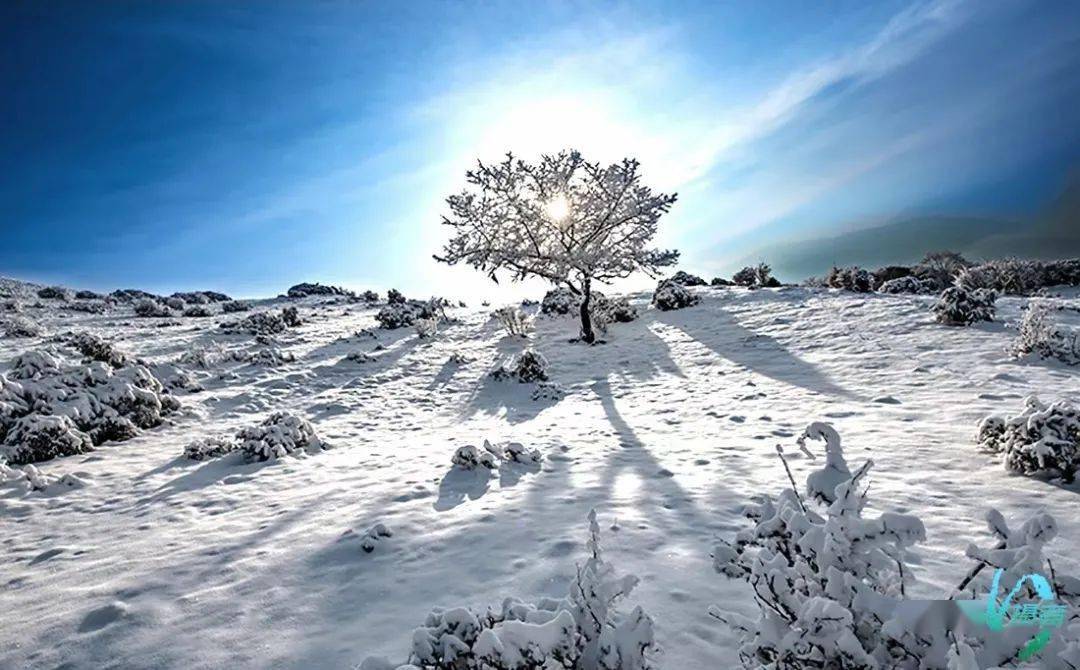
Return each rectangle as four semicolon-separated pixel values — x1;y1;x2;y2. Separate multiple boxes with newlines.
435;150;679;344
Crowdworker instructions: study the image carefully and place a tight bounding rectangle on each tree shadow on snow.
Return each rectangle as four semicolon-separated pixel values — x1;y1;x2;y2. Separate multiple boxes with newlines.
433;466;493;511
655;306;861;399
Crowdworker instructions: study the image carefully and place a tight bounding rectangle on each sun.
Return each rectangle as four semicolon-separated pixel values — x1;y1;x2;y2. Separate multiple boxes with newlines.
545;194;570;222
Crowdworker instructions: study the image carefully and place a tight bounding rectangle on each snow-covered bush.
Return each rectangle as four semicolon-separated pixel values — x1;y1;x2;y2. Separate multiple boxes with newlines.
933;286;997;325
1;415;94;465
870;265;913;289
165;296;186;311
182;305;212;318
1042;258;1080;287
377;298;447;330
878;276;932;295
360;523;393;553
369;510;655;670
493;306;534;338
710;276;733;287
1012;301;1080;365
75;290;103;300
69;332;128;367
64;300;108;314
826;265;873;293
346;351;375;364
651;279;700;311
361;289;379;302
387;288;407;305
451;444;497;470
668;270;706;286
281;306;301;327
977;395;1080;482
134;299;172;318
37;286;71;301
172;291;230;304
541;287;580;315
245;347;296;367
415;317;439;339
492;349;549;383
912;250;970;289
236;412;328;462
732;263;780;288
1;460;53;492
183;435;237;461
3;316;42;338
221;309;293;337
286;282;352;298
956;259;1044;295
590;295;637;334
221;300;250;313
0;349;180;464
502;441;542;464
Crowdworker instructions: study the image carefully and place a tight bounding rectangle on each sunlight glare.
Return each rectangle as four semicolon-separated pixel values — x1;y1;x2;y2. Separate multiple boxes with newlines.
545;194;570;222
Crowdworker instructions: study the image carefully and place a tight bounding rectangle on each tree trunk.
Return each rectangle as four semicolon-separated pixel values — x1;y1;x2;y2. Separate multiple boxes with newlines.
579;279;595;344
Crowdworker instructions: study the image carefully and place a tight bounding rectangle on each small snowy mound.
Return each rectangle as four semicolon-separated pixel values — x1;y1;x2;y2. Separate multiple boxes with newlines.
540;287;579;315
183;435;237;461
501;441;542;464
1012;301;1080;365
245;347;297;367
976;395;1080;482
932;286;996;326
0;349;180;464
360;523;393;553
236;412;328;462
878;275;932;294
370;510;655;670
651;279;700;311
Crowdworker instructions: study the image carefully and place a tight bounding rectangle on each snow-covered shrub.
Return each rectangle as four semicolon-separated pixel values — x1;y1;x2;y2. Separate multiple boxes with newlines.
0;349;179;463
912;250;970;289
532;381;566;402
346;351;375;364
1;415;94;465
493;306;533;338
371;510;655;670
447;351;472;365
651;279;700;311
870;265;913;289
502;441;542;464
732;263;780;288
246;347;296;367
221;300;250;313
281;306;301;327
826;265;873;293
451;444;497;470
1;461;53;492
3;316;42;338
1012;301;1080;365
710;276;733;287
977;395;1080;482
541;287;580;315
37;286;71;301
221;310;292;337
68;332;128;368
387;288;407;305
590;295;637;333
713;423;930;669
75;290;103;300
878;276;932;295
492;349;549;383
1042;258;1080;287
286;282;352;298
377;298;447;330
182;305;212;318
933;286;997;326
165;296;186;311
183;435;237;461
64;300;108;314
360;289;379;302
668;270;706;286
415;317;439;339
110;288;161;303
956;259;1044;295
235;412;328;462
134;299;172;318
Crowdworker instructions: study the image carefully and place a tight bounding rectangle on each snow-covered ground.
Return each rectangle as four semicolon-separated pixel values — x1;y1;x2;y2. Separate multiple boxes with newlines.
1;281;1078;668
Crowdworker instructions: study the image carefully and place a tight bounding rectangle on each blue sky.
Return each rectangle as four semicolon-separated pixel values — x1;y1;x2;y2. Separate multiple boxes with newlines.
2;0;1078;297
